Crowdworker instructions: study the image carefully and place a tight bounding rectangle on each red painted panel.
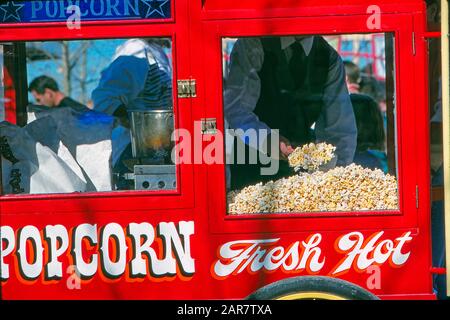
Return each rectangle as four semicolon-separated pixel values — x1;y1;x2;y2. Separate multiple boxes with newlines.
200;0;425;21
0;0;435;300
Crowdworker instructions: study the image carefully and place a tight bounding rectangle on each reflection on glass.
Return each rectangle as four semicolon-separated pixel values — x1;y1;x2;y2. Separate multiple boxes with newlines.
222;34;398;215
0;38;176;196
428;37;443;184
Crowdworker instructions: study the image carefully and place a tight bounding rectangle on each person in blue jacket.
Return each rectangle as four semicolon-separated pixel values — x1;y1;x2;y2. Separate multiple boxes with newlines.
92;38;173;189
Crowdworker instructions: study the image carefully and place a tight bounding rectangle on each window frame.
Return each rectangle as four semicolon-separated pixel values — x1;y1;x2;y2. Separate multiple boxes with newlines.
203;13;420;234
0;10;196;214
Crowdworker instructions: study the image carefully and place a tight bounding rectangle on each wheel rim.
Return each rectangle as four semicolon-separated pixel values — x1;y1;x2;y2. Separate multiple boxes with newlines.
276;292;347;300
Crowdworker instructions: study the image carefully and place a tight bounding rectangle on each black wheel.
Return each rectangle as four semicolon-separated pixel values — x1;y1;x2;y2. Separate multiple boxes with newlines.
246;276;379;300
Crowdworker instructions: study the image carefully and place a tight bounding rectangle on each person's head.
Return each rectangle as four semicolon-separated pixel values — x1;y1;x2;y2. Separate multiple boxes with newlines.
426;0;440;31
28;75;64;107
359;76;386;104
350;93;386;152
343;61;361;85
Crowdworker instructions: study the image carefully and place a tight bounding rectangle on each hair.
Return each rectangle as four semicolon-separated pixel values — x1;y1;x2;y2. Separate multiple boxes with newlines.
28;75;59;94
343;61;361;84
359;76;386;103
350;93;386;152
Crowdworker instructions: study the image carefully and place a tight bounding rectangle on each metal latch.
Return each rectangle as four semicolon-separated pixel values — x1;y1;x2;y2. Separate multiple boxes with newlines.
201;118;217;134
177;79;196;98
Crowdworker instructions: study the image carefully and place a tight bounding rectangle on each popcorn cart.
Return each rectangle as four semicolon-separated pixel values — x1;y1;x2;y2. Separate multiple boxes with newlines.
0;0;448;300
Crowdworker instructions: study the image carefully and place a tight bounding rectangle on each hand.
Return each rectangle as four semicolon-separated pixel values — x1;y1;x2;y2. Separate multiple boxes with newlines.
279;135;294;160
263;134;293;160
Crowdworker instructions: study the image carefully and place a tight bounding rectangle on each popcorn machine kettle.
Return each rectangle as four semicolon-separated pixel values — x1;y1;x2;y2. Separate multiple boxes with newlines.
125;109;176;191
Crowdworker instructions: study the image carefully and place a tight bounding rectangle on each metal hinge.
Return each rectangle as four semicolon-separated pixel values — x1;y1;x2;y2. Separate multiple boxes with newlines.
201;118;217;134
416;185;419;208
412;32;416;56
177;79;196;98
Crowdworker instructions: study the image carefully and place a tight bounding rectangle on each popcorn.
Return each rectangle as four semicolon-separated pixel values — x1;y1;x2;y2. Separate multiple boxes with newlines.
228;164;398;214
288;143;336;172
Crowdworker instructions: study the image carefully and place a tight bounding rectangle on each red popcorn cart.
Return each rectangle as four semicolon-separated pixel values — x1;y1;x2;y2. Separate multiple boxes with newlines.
0;0;449;300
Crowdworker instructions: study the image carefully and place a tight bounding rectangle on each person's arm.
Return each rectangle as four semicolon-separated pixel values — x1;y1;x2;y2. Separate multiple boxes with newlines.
314;50;357;166
91;56;149;116
223;38;273;152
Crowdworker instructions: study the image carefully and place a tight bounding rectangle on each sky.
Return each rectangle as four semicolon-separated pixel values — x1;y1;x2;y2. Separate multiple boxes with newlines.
27;38;126;105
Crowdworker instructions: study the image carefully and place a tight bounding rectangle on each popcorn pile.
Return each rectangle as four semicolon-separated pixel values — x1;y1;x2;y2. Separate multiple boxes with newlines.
288;143;336;172
228;164;398;214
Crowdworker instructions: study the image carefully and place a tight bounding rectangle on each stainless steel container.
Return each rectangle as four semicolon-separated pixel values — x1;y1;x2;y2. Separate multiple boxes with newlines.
129;109;174;160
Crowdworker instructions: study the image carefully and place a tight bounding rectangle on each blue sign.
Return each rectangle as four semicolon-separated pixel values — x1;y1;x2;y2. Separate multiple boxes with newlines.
0;0;171;23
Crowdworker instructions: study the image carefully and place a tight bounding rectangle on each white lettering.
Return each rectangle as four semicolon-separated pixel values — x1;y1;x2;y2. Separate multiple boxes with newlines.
332;231;413;275
127;222;158;277
44;225;69;279
72;223;98;278
0;226;15;281
214;239;277;277
99;223;127;278
332;232;365;274
17;226;44;280
157;221;195;276
391;232;413;265
298;234;325;272
1;221;196;283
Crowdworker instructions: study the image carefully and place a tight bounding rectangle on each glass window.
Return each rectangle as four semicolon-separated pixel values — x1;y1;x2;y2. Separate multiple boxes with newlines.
0;37;177;195
222;33;398;215
428;37;443;186
359;40;372;53
341;40;353;52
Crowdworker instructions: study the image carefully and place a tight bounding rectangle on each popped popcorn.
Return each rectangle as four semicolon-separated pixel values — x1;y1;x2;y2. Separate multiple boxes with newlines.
288;143;336;172
228;164;398;214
